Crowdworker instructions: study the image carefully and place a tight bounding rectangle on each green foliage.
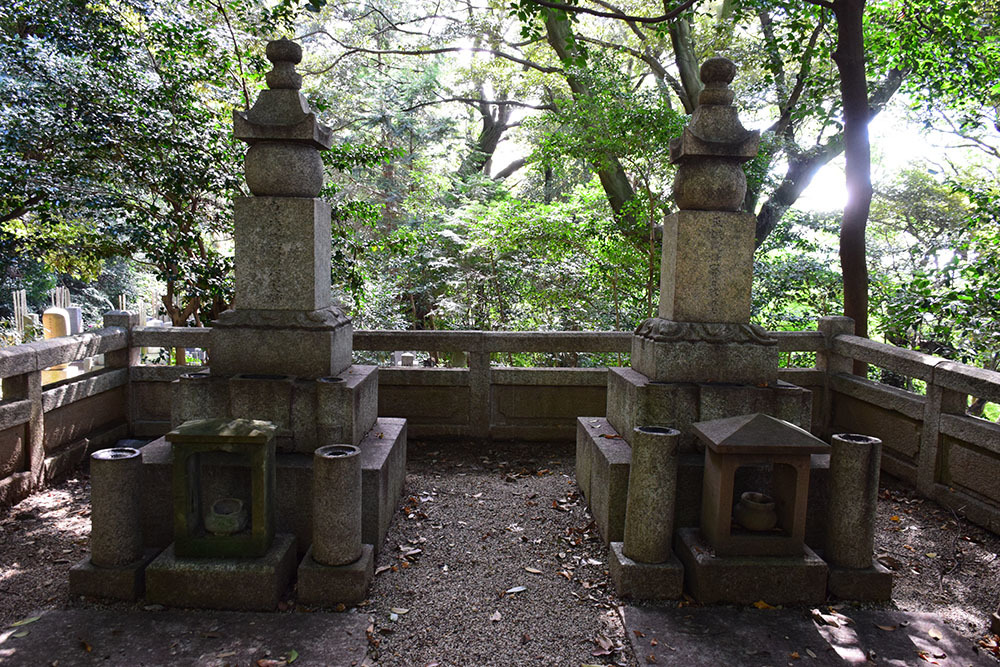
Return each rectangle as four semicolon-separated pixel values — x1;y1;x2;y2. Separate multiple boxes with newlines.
753;209;843;330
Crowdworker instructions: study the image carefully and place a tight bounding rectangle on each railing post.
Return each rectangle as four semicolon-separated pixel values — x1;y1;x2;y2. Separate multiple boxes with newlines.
1;368;43;491
917;364;966;495
468;341;491;439
103;311;140;436
816;316;854;436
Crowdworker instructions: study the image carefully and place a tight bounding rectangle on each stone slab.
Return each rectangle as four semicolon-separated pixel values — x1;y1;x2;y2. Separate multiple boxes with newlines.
68;548;161;601
576;417;617;502
608;541;683;600
0;608;368;666
622;605;991;667
145;533;297;611
675;527;828;604
297;544;374;606
827;561;893;601
589;427;631;545
605;368;699;452
360;417;407;551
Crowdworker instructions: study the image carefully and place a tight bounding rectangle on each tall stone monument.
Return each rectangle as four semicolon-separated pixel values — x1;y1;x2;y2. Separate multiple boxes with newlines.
578;57;818;600
69;39;407;610
210;38;351;379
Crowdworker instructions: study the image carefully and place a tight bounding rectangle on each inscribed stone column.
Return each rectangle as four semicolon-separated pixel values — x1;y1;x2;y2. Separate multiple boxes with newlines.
210;38;352;379
631;57;777;384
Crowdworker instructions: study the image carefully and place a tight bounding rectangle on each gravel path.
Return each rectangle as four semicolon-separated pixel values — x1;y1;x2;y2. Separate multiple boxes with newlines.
1;439;998;665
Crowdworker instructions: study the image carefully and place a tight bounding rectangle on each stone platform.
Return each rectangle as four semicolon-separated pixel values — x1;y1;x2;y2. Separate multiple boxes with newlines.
577;417;830;548
145;533;298;611
0;608;369;666
137;417;407;554
622;605;990;666
608;541;684;599
675;527;828;604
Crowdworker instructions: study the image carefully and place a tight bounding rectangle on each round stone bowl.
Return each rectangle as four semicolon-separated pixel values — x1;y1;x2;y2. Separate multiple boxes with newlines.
92;447;141;461
733;491;778;532
204;497;248;535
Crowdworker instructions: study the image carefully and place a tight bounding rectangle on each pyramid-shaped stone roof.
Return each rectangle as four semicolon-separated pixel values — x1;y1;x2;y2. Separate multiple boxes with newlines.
691;413;829;455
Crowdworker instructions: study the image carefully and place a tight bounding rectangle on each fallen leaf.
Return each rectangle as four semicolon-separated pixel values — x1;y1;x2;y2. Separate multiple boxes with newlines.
504;585;527;595
490;611;501;622
646;653;657;663
890;515;901;522
876;624;898;631
390;607;409;615
753;600;774;609
806;648;817;658
80;640;92;652
790;651;800;659
633;630;645;638
925;552;937;559
288;649;299;663
10;616;40;627
11;630;28;638
256;660;281;667
524;567;543;574
929;627;943;641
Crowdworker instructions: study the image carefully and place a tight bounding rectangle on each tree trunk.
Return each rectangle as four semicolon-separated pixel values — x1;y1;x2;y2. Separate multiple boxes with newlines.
831;0;872;374
544;13;642;238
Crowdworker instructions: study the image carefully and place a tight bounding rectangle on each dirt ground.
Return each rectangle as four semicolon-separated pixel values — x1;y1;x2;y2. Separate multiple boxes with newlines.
1;439;998;665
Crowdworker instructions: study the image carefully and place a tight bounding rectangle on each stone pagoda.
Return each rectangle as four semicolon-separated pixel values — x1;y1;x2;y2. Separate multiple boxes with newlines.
70;39;406;611
577;57;824;601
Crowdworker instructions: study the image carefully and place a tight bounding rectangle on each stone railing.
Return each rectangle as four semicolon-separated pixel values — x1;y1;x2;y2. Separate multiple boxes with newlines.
818;317;1000;533
0;312;135;505
1;313;998;535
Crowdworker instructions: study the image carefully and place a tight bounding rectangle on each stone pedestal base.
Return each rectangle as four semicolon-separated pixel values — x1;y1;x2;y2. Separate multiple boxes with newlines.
631;319;778;386
68;548;160;601
138;418;407;556
297;544;374;606
609;542;684;600
172;364;378;452
827;561;893;601
992;606;1000;635
605;368;812;453
145;533;297;611
675;528;827;604
209;307;353;379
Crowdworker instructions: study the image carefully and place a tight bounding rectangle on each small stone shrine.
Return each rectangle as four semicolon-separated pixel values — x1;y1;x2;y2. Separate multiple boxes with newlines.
70;39;407;610
579;57;891;603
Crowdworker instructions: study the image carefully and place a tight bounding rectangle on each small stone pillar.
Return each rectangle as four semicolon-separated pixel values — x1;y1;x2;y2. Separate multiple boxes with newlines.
623;426;679;564
825;433;893;600
298;440;375;605
312;444;363;566
89;447;143;567
69;446;154;601
826;433;881;568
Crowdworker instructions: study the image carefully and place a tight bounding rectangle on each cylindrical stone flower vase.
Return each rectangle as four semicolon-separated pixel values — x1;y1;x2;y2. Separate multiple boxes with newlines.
826;433;882;569
312;444;363;566
89;447;143;567
623;426;680;564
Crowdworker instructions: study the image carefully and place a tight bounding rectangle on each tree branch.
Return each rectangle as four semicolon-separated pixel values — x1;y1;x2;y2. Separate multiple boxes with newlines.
523;0;698;24
305;33;560;75
401;96;555;113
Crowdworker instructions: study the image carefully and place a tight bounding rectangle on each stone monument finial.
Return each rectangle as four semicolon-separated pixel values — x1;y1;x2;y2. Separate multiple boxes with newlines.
670;56;759;212
265;38;303;90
